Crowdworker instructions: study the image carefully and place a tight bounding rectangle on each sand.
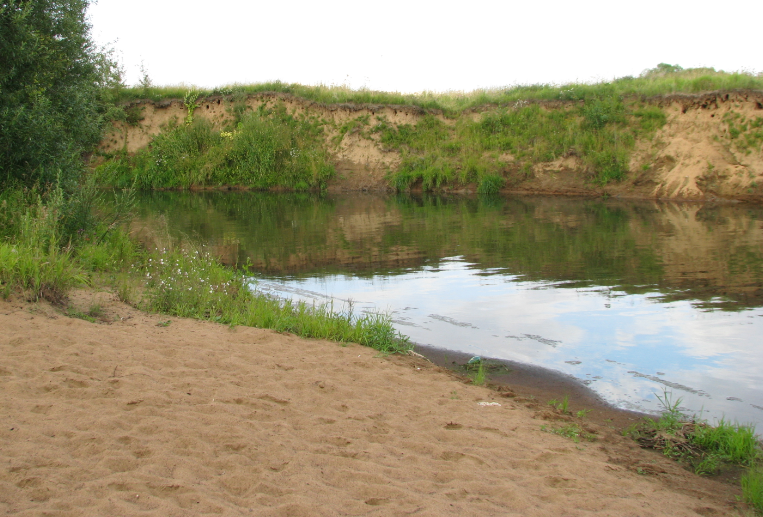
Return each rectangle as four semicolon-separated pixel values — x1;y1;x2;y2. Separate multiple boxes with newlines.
0;291;740;516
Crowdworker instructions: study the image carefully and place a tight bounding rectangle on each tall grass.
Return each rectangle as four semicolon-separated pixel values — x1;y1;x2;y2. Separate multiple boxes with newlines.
96;107;334;190
378;94;656;188
0;182;141;301
143;245;411;354
0;183;411;354
743;467;763;513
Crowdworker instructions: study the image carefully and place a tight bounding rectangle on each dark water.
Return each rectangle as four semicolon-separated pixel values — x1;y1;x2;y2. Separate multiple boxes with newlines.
134;191;763;429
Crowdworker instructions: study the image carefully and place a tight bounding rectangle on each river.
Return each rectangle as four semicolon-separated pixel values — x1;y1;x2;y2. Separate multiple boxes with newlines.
133;191;763;430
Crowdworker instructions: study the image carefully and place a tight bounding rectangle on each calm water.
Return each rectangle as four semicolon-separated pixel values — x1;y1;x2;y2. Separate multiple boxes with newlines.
134;192;763;429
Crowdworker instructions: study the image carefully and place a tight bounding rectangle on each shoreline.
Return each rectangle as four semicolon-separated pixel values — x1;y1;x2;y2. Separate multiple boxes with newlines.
413;344;651;431
0;292;744;515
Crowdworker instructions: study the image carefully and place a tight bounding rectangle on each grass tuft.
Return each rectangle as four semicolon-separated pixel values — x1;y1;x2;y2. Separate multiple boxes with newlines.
742;467;763;513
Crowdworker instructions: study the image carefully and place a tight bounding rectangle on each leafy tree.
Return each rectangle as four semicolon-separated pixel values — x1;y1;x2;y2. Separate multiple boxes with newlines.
0;0;121;190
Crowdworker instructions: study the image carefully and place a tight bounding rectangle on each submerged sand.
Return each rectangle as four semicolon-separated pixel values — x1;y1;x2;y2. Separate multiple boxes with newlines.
0;291;740;516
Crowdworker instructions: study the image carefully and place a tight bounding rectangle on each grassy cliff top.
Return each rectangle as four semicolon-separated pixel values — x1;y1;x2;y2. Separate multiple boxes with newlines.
115;64;763;114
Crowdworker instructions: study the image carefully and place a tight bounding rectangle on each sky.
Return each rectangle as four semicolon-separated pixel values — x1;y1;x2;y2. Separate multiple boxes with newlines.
87;0;761;94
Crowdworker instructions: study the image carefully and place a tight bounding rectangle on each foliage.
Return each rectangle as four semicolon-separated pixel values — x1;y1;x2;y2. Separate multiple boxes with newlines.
624;388;762;503
548;395;570;413
142;245;411;354
183;88;200;125
376;93;655;188
541;423;596;443
742;467;763;513
96;106;334;190
0;0;121;190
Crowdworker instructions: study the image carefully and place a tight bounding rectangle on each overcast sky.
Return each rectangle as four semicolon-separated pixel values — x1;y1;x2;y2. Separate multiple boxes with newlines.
87;0;761;93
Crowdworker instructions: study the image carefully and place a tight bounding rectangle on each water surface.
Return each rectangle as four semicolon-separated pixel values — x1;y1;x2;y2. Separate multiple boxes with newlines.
134;192;763;429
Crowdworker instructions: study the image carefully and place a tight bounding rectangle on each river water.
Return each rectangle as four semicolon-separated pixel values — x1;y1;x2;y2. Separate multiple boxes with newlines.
134;191;763;429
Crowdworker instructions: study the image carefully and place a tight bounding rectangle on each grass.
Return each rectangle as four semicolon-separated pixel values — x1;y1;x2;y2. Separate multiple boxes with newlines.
624;389;763;513
97;65;763;191
111;66;763;115
0;185;411;356
743;467;763;513
471;361;486;386
548;395;570;413
95;105;334;191
541;423;596;443
377;95;648;188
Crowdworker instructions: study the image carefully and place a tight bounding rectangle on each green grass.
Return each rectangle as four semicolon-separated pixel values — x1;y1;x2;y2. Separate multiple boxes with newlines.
99;65;763;191
138;244;411;354
742;467;763;513
548;395;571;413
111;66;763;115
691;418;760;466
541;423;596;443
377;94;649;188
95;105;334;190
470;361;486;386
0;184;410;355
623;389;763;512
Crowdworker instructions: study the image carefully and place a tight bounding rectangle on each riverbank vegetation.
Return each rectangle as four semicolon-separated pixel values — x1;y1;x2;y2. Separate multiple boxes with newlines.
114;64;763;114
0;187;410;354
625;390;763;512
0;0;407;355
94;106;334;190
95;64;763;192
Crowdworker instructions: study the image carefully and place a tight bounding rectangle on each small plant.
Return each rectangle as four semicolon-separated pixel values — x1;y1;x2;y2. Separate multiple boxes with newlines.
183;89;201;125
471;361;486;386
541;423;596;443
576;408;591;419
88;302;103;318
693;454;719;476
548;394;570;413
138;61;153;97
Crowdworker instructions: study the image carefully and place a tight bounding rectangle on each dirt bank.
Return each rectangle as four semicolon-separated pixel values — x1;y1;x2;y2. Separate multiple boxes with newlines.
0;290;746;515
98;90;763;201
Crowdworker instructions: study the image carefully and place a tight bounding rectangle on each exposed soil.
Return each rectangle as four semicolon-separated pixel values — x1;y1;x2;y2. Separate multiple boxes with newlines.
0;290;749;515
98;90;763;202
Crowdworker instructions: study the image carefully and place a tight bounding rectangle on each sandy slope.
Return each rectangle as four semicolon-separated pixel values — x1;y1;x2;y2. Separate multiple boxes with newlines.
98;91;763;201
0;292;741;516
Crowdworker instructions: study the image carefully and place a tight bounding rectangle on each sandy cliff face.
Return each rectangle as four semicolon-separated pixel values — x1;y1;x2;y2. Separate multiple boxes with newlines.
628;91;763;200
98;91;763;201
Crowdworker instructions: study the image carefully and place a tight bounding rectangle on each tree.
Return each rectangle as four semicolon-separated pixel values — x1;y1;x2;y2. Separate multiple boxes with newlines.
0;0;120;190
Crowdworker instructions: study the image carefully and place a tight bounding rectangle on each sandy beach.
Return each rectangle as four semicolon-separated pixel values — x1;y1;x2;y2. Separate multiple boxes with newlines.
0;290;740;516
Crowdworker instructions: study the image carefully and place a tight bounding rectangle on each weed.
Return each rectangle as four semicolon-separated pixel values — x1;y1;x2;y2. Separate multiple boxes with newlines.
548;394;570;413
691;418;760;466
742;467;763;513
541;423;596;443
183;89;201;125
65;306;96;323
576;409;591;419
88;302;103;318
141;245;411;354
99;106;334;190
693;454;719;476
471;361;486;386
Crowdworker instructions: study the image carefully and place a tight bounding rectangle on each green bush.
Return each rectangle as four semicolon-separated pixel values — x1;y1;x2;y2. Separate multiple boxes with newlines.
98;107;335;190
0;0;121;191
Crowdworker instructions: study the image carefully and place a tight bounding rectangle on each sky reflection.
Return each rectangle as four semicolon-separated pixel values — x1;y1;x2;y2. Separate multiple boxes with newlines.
255;256;763;429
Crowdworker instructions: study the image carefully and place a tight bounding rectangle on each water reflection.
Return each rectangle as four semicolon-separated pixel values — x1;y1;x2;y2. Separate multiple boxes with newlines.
134;192;763;428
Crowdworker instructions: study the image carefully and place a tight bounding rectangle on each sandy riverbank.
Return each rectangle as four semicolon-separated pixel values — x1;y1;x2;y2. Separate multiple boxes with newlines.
0;290;742;516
